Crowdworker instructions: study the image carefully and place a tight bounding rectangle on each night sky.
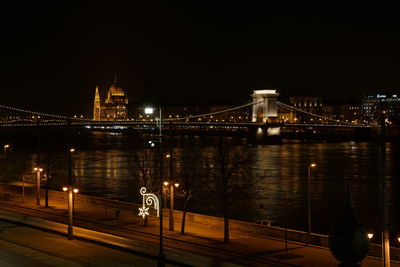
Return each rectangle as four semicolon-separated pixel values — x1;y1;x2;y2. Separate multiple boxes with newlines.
1;2;400;115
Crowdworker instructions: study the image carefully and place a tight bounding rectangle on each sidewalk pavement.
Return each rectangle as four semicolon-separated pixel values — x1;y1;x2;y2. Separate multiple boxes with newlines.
0;186;397;267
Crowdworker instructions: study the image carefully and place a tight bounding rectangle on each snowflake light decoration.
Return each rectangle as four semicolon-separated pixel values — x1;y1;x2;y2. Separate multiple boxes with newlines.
138;206;149;218
138;187;159;219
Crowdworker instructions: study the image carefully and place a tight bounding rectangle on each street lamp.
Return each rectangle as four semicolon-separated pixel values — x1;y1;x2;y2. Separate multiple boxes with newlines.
145;106;165;266
3;144;10;159
307;163;316;234
62;186;79;240
33;167;43;206
164;181;180;231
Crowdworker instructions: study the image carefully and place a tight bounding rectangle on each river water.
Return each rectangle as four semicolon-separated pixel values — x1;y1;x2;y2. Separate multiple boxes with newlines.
1;131;399;238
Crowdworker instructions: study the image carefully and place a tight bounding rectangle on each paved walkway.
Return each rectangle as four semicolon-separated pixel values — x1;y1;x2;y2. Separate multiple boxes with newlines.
0;220;170;267
0;186;397;267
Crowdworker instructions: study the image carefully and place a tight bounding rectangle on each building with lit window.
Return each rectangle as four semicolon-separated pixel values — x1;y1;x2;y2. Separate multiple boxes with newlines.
93;76;129;120
362;93;400;123
282;95;324;123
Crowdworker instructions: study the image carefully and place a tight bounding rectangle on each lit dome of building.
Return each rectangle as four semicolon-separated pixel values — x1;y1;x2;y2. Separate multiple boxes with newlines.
93;74;129;120
108;84;125;97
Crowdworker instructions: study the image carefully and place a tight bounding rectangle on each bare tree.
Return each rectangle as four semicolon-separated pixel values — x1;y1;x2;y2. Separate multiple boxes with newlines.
175;149;204;234
206;139;254;243
42;150;62;208
132;148;159;226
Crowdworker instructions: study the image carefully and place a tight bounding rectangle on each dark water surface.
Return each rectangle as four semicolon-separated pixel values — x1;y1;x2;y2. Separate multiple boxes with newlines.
1;131;399;238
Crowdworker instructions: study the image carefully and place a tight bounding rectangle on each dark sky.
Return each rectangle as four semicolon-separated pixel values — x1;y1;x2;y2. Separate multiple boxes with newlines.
1;2;400;115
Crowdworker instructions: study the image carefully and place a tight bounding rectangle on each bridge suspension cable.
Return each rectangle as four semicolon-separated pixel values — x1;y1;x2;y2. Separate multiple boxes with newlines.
165;100;264;122
277;101;363;126
0;104;90;121
1;100;366;126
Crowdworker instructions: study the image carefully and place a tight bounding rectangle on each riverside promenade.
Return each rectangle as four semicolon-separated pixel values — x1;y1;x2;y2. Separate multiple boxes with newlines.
0;183;398;267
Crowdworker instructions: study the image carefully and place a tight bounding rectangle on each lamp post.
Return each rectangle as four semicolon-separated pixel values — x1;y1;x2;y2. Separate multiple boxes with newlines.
68;148;75;185
62;186;79;240
145;106;165;266
3;144;10;160
164;181;179;231
307;163;316;234
33;167;43;206
379;107;390;267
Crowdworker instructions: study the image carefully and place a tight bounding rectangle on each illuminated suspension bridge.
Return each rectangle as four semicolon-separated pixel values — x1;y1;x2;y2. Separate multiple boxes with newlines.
0;90;369;130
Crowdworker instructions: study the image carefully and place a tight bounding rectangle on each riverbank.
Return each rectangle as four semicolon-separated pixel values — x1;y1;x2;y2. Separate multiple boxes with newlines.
0;183;399;265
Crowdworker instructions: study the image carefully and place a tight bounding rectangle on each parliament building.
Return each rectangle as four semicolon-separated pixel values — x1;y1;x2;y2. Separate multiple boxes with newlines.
93;76;129;120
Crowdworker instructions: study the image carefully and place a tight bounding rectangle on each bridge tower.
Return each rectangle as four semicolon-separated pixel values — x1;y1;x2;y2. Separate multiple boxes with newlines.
251;89;279;123
93;86;101;120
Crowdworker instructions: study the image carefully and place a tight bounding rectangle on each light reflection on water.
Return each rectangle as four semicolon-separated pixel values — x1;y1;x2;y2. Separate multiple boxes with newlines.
2;131;399;235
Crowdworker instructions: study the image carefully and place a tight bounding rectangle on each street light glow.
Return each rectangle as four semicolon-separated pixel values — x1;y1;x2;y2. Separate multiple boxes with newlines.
174;183;179;188
70;148;75;152
34;167;43;172
310;163;316;167
163;181;169;186
73;188;79;193
62;187;68;192
367;233;374;239
4;144;9;148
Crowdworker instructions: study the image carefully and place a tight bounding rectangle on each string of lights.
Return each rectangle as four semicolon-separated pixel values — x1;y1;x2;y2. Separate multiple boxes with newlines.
1;101;367;127
164;100;264;122
277;101;364;126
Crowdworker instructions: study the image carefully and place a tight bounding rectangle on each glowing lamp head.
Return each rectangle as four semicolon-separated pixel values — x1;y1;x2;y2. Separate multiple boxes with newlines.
163;181;169;186
174;183;180;188
144;107;154;114
34;167;43;172
165;154;171;158
62;187;68;192
70;148;75;153
73;188;79;194
367;233;373;239
4;144;9;148
310;163;316;168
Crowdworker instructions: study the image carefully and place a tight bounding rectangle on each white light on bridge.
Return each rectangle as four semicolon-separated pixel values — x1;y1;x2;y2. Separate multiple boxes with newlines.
253;89;278;95
144;107;154;115
267;127;280;136
256;127;263;136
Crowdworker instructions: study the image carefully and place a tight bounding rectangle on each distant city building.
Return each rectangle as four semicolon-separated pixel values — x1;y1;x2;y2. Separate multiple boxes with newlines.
362;93;400;123
93;76;129;120
282;95;364;124
326;104;361;123
281;95;324;123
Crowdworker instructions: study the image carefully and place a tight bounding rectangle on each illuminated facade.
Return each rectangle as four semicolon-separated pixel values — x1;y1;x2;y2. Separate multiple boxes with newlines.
93;86;101;120
251;89;279;123
362;93;400;122
93;76;129;120
289;95;323;109
280;95;324;123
